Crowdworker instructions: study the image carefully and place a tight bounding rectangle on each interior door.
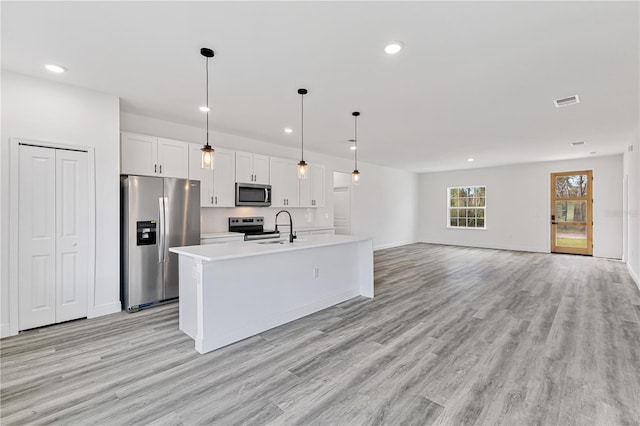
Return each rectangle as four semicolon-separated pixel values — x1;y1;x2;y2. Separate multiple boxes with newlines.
55;149;89;322
551;170;593;255
18;145;90;330
19;145;57;329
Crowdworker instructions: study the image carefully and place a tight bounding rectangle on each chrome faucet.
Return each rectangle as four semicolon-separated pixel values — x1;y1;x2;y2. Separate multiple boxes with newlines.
275;210;296;243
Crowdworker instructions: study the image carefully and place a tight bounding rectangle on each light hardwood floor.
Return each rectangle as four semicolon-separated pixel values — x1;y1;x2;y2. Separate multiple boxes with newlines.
2;243;639;425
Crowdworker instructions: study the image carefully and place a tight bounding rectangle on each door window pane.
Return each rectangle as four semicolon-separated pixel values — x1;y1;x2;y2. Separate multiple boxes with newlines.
555;201;587;222
555;224;587;248
555;175;588;198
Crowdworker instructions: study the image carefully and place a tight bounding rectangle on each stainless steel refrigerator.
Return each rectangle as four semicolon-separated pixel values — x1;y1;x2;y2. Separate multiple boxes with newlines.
121;176;200;312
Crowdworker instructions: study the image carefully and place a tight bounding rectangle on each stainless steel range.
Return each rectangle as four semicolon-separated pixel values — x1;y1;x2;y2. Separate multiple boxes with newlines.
229;217;280;241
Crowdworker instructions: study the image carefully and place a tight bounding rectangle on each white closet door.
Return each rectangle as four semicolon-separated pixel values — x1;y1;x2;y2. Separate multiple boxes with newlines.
55;149;89;322
19;145;57;330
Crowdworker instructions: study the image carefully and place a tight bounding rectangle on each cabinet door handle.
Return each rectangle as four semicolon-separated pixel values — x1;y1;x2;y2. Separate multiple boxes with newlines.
154;164;157;173
215;196;217;205
159;164;162;174
211;196;214;204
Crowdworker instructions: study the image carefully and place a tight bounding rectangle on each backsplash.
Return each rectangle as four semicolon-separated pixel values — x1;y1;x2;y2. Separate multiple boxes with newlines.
200;206;331;233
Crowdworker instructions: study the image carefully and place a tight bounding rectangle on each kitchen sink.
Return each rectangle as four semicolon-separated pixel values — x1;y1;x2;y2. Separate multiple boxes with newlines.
257;240;286;245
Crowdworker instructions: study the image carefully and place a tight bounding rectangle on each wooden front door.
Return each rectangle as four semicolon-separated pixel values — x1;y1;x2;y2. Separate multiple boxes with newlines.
550;170;593;255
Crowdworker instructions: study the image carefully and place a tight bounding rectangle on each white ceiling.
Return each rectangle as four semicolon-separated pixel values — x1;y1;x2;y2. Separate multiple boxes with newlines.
2;1;638;172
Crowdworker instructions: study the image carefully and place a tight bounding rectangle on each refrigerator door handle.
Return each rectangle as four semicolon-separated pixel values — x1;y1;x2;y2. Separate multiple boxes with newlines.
163;196;170;261
158;196;165;263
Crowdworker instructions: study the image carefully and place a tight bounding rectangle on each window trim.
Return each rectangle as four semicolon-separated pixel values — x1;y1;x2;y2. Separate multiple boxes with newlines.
447;185;487;230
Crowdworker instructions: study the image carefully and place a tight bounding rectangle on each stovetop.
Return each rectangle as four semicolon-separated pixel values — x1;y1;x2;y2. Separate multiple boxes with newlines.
229;216;280;241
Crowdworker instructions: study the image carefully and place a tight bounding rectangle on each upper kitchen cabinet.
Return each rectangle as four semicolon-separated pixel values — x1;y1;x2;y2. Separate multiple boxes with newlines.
270;157;300;208
299;163;325;208
212;147;236;207
120;132;189;179
235;151;269;184
189;143;214;207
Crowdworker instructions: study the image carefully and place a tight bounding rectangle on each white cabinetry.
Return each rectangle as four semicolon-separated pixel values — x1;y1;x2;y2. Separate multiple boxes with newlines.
121;132;189;178
300;163;325;207
213;147;236;207
235;151;269;184
270;157;300;208
189;144;214;207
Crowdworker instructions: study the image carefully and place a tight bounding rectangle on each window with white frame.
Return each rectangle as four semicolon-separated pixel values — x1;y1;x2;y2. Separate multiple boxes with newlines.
448;186;486;229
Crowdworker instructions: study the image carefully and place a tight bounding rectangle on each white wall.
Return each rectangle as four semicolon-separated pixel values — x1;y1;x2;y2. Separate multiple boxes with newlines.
120;112;418;250
1;72;121;337
418;155;624;259
623;126;640;286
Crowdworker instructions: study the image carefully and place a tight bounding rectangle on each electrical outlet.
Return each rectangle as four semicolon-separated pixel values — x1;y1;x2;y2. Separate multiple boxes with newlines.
313;267;320;279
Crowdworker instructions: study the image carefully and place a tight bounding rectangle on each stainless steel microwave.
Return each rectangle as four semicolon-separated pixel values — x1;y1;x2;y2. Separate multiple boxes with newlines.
235;183;272;207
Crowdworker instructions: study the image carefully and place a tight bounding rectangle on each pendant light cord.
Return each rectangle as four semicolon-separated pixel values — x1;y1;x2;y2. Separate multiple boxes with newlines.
301;92;304;161
354;114;358;169
206;57;209;146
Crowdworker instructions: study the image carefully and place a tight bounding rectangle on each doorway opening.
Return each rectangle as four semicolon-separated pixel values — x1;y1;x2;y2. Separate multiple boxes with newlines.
550;170;593;255
333;171;352;235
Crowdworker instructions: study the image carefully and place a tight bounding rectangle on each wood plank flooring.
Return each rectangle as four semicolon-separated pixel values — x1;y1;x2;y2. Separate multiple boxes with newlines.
2;243;639;425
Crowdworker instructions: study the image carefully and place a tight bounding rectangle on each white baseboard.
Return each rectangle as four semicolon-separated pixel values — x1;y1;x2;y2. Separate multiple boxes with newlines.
628;263;640;291
1;324;16;339
418;239;547;254
88;301;122;318
374;240;416;251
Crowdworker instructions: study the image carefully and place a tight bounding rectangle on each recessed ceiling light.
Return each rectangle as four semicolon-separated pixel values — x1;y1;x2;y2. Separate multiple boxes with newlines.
467;158;475;162
45;64;66;73
555;95;580;108
589;151;597;155
384;41;404;54
284;128;293;134
199;106;210;112
570;141;586;146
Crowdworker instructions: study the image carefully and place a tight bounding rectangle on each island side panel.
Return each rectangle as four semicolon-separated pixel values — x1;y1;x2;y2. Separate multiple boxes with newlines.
358;239;374;298
177;255;197;339
197;242;366;354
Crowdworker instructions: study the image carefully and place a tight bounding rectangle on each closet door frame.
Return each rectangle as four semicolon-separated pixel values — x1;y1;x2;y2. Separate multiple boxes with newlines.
9;138;96;336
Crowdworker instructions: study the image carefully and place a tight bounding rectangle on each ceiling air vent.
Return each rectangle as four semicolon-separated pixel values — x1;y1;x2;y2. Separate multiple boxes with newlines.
555;95;580;108
570;141;585;146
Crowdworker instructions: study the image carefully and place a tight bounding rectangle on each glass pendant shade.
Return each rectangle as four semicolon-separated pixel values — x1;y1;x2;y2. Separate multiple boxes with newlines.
352;169;360;185
201;145;214;170
297;160;308;179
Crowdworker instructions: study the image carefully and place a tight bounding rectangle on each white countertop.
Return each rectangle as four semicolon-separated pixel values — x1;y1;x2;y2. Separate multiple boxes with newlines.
171;234;371;262
200;232;244;239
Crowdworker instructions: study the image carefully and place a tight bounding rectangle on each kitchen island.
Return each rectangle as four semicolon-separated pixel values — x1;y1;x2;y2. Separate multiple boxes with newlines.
169;235;374;354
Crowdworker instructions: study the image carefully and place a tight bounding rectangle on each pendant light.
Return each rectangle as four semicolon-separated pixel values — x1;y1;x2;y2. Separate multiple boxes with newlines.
351;111;361;185
297;88;308;179
200;47;215;170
